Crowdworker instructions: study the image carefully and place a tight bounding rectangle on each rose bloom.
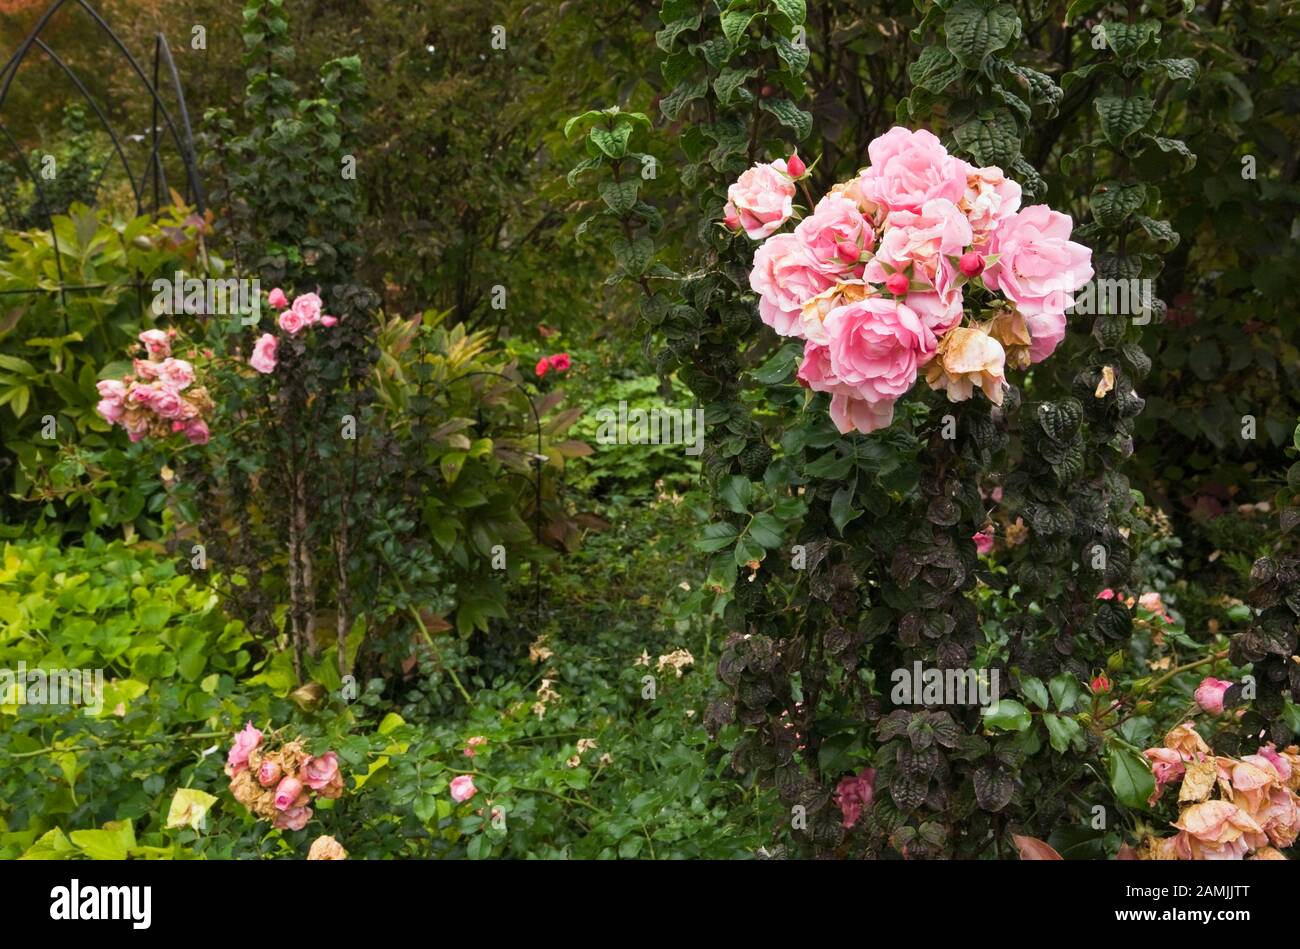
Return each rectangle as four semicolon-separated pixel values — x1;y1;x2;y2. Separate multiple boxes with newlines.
291;292;323;325
301;751;340;791
822;296;935;404
793;193;874;276
273;805;312;832
1256;744;1294;784
96;397;126;423
257;759;282;788
857;127;970;213
226;721;263;775
799;280;871;345
725;159;796;240
250;333;278;374
983;205;1093;362
138;329;171;359
535;357;550;378
1172;800;1262;857
549;352;572;372
972;528;995;555
150;387;185;420
961;165;1022;239
1138;591;1166;614
278;307;309;335
1144;747;1187;792
834;767;876;829
450;774;477;803
865;198;973;285
132;358;161;382
797;341;897;436
307;835;348;860
749;233;835;338
267;287;289;309
183;418;210;446
156;358;195;390
1194;677;1233;716
924;325;1006;405
987;308;1035;370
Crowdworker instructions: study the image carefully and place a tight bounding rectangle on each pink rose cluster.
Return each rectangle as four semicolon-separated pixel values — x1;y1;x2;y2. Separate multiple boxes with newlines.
248;288;340;375
224;722;344;832
95;329;213;445
736;127;1093;435
1140;723;1300;860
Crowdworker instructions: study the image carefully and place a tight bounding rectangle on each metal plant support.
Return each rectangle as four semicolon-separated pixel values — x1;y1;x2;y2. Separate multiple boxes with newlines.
0;0;206;326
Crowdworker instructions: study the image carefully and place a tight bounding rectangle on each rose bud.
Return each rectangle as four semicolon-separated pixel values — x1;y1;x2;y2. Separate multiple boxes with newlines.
273;776;305;811
959;252;985;277
257;759;282;787
885;272;909;296
267;287;289;309
786;152;807;179
836;241;859;264
1090;673;1111;695
1194;677;1233;716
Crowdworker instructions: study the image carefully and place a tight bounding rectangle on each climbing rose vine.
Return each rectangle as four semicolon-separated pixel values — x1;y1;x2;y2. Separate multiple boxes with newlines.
737;127;1093;434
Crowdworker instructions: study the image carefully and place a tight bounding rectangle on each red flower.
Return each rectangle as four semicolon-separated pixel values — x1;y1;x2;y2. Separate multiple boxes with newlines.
1090;673;1111;695
535;358;550;378
549;352;572;373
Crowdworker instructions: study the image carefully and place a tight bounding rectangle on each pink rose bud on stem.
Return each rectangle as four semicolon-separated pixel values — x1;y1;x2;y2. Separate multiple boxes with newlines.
1194;677;1233;716
786;151;807;179
885;272;909;296
273;776;305;811
268;288;288;309
836;241;859;264
959;252;985;277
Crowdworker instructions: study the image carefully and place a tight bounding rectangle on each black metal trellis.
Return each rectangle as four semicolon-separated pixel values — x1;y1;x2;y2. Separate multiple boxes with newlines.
0;0;206;324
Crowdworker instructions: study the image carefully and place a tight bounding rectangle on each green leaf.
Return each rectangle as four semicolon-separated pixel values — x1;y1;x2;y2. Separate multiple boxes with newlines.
758;98;812;140
696;522;740;552
655;14;702;52
953;110;1021;166
589;124;632;159
661;78;708;121
612;236;655;276
908;45;962;93
830;483;861;534
749;512;785;549
713;66;756;106
1089;182;1146;228
719;475;754;514
981;698;1031;732
1049;673;1082;712
1020;676;1050;710
720;10;756;47
1147;58;1198;82
944;1;1020;68
1043;714;1083;753
1107;745;1155;810
1095;95;1154;147
751;345;798;384
1100;20;1159;59
599;180;639;215
770;0;806;24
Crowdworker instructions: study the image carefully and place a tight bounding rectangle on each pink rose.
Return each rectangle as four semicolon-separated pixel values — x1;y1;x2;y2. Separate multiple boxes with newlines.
96;379;126;401
866;199;973;284
961;165;1022;238
1096;588;1115;600
226;721;263;775
1257;744;1293;783
278;308;308;335
858;127;970;213
464;736;487;758
132;359;161;382
1138;591;1166;614
128;382;161;406
823;297;934;404
96;398;125;423
301;751;340;791
1194;677;1233;716
793;194;874;275
749;233;835;338
267;287;289;310
151;388;185;419
156;358;195;391
291;292;323;326
320;315;338;327
549;352;572;372
725;159;796;240
250;333;278;374
972;528;995;555
138;329;171;359
1144;747;1187;794
183;418;210;445
983;206;1093;362
273;805;312;831
834;767;876;829
450;774;477;803
797;341;897;435
273;776;305;811
257;760;282;787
